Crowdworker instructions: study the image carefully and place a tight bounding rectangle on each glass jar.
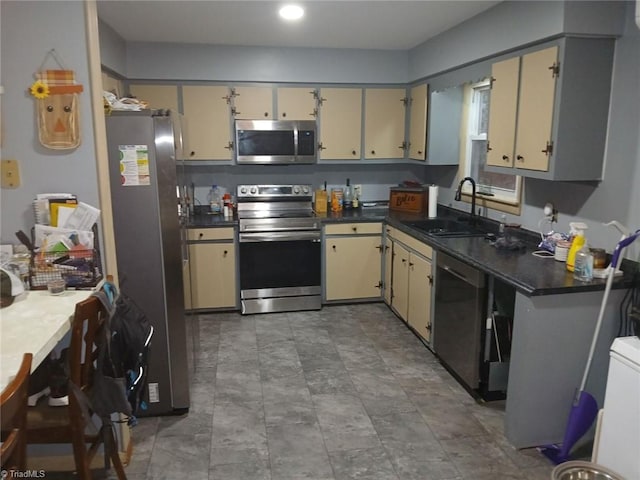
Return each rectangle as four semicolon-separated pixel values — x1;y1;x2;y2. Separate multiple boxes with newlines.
590;248;607;269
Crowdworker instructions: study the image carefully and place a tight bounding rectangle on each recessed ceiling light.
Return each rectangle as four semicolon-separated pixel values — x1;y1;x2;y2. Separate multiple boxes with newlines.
279;4;304;21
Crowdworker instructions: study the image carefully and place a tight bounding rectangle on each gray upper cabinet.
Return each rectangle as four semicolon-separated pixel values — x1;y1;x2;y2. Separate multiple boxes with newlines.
426;85;464;165
486;37;615;181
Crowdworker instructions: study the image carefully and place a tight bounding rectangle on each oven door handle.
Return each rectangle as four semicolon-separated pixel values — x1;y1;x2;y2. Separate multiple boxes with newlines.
239;231;321;242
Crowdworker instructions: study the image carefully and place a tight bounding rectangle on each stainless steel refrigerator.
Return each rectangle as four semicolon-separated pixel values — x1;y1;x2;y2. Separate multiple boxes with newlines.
105;110;190;416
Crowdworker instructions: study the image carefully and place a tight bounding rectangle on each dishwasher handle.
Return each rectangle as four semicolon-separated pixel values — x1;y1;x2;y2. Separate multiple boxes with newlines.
437;252;485;288
442;265;469;283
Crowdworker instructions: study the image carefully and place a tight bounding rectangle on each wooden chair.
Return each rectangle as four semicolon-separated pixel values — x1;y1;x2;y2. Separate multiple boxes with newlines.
26;295;127;479
1;353;32;473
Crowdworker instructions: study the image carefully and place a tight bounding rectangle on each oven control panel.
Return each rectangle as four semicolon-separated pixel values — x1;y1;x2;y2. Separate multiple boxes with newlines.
237;184;312;199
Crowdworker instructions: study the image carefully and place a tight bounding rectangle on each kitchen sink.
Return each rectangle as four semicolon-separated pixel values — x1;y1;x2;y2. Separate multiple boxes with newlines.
402;218;487;237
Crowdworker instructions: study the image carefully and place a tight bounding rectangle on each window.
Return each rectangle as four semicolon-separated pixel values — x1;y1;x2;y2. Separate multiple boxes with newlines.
462;80;521;208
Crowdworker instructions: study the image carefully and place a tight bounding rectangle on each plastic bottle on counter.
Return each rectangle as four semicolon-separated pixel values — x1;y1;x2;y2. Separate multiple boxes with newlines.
499;214;507;235
574;242;594;282
566;222;588;272
208;185;222;214
343;178;353;210
222;193;233;218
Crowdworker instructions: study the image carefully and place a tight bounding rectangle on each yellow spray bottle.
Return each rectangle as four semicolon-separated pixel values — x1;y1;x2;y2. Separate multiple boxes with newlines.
566;222;588;272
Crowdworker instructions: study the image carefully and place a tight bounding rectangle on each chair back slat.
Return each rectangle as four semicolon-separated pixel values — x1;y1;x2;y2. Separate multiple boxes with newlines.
69;295;107;391
1;353;33;471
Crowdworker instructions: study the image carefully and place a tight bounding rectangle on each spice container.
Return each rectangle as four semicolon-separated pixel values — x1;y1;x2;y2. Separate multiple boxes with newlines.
331;188;343;212
47;278;66;295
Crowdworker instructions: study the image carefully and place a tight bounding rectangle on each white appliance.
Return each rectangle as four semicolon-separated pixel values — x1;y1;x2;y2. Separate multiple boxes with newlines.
593;336;640;479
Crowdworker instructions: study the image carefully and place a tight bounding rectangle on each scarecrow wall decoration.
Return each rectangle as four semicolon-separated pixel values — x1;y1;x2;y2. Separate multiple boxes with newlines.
29;50;83;150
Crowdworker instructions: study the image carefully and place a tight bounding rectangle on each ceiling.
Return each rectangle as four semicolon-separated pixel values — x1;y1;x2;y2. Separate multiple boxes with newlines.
96;1;501;51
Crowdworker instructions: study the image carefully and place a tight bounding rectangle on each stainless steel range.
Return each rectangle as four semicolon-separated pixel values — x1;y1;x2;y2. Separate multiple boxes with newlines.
237;184;321;314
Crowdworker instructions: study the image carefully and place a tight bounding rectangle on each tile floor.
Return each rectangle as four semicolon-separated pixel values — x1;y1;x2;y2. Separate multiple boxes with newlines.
119;303;556;480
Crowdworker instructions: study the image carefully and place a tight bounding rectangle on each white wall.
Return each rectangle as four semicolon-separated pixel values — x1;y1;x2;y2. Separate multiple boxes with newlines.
0;1;100;244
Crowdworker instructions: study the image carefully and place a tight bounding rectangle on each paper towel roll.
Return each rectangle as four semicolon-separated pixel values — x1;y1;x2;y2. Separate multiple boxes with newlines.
428;185;438;218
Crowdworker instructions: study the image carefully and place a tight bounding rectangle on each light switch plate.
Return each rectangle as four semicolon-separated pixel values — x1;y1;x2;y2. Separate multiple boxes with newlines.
1;159;21;188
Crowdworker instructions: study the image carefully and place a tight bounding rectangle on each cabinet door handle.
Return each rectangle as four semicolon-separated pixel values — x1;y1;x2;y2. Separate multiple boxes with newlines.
371;150;376;155
409;262;414;267
352;150;357;155
376;245;383;251
264;112;269;117
401;258;406;263
282;112;287;118
199;233;204;239
223;250;228;256
190;151;196;157
310;108;318;117
426;323;432;331
502;155;509;161
417;150;422;155
332;245;336;251
352;226;357;232
318;142;326;151
516;155;524;162
428;274;433;285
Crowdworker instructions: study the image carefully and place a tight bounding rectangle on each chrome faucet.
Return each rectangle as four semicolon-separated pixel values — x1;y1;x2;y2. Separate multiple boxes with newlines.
454;177;476;223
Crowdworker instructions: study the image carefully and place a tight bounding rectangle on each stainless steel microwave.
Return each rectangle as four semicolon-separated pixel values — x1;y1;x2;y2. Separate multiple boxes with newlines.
235;119;317;165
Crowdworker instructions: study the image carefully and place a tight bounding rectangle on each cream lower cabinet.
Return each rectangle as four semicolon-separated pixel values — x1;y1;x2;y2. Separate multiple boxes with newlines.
386;227;434;343
188;228;237;310
383;227;394;305
324;223;382;301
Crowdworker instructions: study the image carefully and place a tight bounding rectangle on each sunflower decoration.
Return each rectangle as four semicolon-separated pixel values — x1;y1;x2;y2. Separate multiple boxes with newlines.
29;80;50;99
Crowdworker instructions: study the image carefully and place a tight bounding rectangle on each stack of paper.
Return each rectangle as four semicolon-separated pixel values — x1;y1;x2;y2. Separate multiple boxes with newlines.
32;193;101;253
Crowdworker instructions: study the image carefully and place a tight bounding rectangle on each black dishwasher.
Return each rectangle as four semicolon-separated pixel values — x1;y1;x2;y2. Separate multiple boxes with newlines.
434;252;513;400
434;252;486;395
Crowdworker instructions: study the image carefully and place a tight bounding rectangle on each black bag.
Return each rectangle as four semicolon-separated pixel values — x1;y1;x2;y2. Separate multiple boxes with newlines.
91;284;153;425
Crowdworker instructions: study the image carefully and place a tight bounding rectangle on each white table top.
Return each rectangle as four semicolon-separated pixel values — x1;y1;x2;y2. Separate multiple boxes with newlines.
0;289;92;391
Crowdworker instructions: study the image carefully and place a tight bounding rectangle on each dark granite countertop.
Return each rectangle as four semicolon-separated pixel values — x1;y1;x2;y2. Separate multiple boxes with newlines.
184;205;636;296
386;212;636;297
186;214;237;228
319;205;636;297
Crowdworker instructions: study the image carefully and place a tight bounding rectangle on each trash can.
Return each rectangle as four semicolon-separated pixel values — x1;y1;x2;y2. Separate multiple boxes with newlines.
551;460;624;480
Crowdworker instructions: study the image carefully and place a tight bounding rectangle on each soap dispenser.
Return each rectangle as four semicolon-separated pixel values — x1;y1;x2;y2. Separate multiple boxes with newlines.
566;222;588;272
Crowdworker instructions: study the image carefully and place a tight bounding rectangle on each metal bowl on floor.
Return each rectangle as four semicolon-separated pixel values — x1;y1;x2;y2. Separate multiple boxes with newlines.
551;461;624;480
